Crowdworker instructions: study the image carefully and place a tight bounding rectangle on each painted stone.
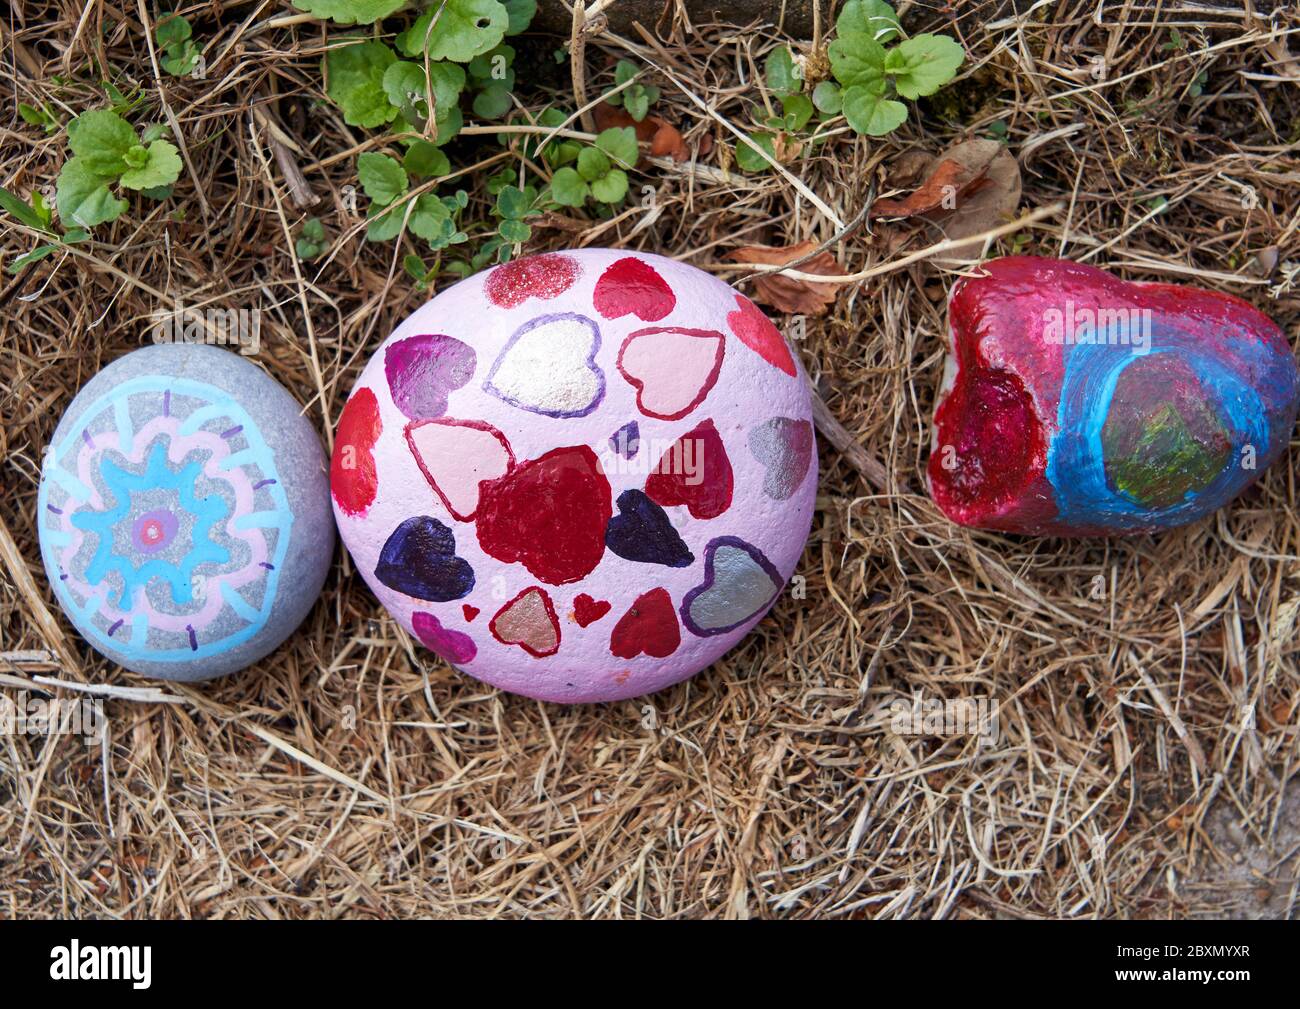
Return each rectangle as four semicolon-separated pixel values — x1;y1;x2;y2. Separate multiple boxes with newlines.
38;344;334;680
331;249;817;703
928;257;1300;535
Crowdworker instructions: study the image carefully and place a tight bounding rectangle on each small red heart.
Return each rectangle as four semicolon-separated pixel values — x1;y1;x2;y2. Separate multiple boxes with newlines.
484;253;580;308
462;604;480;622
609;588;680;659
573;593;611;627
331;387;381;516
593;256;676;321
726;294;796;376
645;418;734;520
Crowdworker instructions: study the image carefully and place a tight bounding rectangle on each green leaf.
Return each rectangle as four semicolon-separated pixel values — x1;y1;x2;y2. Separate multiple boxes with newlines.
140;123;169;143
589;168;627;204
841;79;908;135
138;184;174;200
8;244;60;273
624;88;649;122
0;186;52;232
403;140;450;178
828;34;887;88
888;34;965;98
396;0;508;63
468;44;515;83
781;93;814;131
408;193;456;243
19;103;59;132
383;61;429;118
495;184;532;219
405;253;430;282
498;218;530;243
297;216;328;259
155;13;192;48
366;204;405;241
428;61;469;107
435;105;463;144
595;126;637;169
357;152;409;205
836;0;901;44
550;167;588;206
161;38;200;76
576;146;610;182
503;0;536;34
734;132;777;172
290;0;408;26
118;140;182;190
57;158;128;228
67;109;137;177
325;39;399;128
766;46;800;97
812;80;843;114
473;83;512;119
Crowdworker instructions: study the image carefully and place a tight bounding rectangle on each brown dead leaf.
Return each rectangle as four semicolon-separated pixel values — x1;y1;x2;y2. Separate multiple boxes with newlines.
726;239;849;315
871;153;993;218
914;139;1022;266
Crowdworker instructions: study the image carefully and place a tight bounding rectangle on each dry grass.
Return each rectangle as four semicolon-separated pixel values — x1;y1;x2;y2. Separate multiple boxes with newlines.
2;0;1299;919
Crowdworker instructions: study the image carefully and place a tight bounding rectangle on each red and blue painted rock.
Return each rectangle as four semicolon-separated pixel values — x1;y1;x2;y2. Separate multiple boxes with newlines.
331;249;817;702
928;257;1299;535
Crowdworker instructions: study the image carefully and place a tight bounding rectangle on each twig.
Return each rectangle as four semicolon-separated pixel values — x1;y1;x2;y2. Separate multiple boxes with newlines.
715;203;1064;283
810;387;901;493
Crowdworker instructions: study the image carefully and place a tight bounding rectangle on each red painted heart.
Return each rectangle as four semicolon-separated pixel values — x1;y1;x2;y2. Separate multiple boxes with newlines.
726;294;797;376
331;387;381;516
609;588;680;659
645;418;734;520
462;604;480;622
476;446;612;585
484;253;581;308
593;256;676;321
573;593;612;627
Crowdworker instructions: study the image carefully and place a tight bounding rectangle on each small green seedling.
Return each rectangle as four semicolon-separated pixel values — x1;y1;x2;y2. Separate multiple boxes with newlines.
736;46;815;173
156;13;201;76
56;109;182;229
493;183;542;246
604;60;659;122
357;151;468;249
296;217;329;260
0;185;89;273
18;102;60;134
550;127;637;207
822;0;964;136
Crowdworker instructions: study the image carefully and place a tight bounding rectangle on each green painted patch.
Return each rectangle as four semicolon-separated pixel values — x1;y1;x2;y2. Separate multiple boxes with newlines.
1104;400;1230;508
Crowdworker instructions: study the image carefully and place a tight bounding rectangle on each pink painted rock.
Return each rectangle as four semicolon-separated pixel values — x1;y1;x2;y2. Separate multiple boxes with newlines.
928;257;1299;536
331;249;817;702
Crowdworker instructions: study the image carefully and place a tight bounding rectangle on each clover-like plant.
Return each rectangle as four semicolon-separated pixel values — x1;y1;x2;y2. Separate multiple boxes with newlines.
604;59;660;122
156;13;201;76
55;109;182;229
550;127;638;207
819;0;965;136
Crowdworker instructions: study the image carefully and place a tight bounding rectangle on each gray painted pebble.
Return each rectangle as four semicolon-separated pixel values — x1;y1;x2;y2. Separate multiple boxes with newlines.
37;344;334;681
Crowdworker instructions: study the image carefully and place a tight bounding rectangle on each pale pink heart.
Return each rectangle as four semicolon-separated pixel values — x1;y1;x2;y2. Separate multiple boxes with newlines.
404;419;514;521
616;326;725;421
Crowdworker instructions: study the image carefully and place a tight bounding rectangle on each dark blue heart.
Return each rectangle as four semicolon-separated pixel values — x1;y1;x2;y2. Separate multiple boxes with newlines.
375;516;475;601
604;490;694;568
610;420;640;459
